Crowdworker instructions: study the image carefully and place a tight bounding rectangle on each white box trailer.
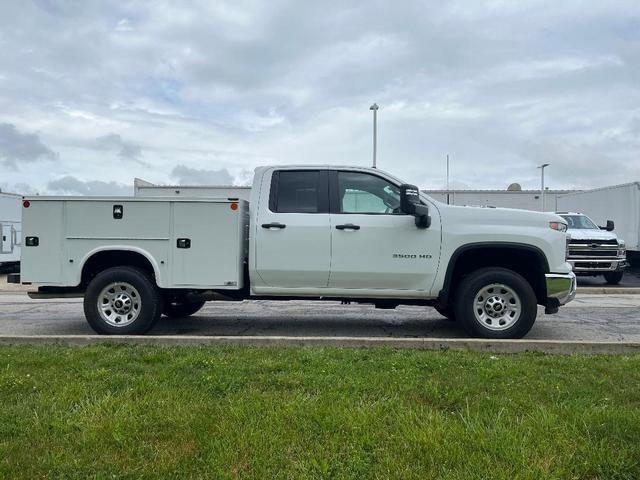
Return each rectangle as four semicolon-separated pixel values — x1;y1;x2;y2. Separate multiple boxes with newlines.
0;192;22;268
20;197;249;289
557;182;640;265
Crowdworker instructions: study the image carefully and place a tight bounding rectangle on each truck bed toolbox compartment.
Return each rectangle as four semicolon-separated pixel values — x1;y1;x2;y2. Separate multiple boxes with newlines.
20;197;249;290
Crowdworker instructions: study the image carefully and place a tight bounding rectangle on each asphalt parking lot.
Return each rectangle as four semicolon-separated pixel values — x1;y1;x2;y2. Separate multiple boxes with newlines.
1;292;639;342
576;265;640;287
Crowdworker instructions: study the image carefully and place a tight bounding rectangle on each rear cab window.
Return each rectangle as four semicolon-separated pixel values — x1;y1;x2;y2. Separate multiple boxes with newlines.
269;170;329;213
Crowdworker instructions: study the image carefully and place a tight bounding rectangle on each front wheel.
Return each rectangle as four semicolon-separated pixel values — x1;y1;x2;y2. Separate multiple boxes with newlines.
453;268;537;339
603;271;624;285
83;266;162;335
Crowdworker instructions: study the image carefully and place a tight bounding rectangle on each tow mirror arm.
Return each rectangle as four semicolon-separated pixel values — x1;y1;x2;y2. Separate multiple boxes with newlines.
400;184;431;229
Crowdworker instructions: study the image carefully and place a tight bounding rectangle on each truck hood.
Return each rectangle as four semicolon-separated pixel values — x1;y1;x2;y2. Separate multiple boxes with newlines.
566;228;619;242
433;202;562;228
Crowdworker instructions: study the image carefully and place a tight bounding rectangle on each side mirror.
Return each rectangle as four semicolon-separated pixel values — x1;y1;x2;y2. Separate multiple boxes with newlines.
600;220;614;231
400;184;431;229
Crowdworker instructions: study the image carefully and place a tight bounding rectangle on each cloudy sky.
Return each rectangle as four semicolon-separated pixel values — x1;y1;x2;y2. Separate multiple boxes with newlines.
0;0;639;195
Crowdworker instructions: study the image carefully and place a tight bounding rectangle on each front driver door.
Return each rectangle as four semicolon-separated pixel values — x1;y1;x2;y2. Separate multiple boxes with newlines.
328;170;440;292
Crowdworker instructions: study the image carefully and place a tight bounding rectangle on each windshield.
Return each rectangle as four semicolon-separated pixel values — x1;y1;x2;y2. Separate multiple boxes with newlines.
560;214;598;230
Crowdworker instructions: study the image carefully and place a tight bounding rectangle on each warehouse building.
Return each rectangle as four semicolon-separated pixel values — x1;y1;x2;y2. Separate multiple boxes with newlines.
424;184;579;212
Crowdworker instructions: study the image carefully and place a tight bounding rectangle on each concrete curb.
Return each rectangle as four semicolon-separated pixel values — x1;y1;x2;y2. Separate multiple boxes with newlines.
577;287;640;294
1;335;639;355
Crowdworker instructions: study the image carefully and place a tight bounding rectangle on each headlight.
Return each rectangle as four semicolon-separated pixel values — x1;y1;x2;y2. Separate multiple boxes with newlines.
549;221;568;233
618;241;626;257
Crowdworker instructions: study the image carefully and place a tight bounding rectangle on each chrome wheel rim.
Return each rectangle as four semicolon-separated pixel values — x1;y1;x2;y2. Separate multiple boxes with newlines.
98;282;141;327
473;283;521;331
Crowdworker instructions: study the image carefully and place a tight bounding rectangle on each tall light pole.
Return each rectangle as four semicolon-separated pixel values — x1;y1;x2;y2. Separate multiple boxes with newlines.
369;103;379;168
446;154;450;205
538;163;550;211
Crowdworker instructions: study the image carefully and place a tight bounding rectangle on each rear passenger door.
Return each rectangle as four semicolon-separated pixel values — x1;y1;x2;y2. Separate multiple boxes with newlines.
254;169;331;288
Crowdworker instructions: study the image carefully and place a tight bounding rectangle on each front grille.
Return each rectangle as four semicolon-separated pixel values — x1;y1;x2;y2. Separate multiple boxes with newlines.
568;249;618;258
570;238;618;246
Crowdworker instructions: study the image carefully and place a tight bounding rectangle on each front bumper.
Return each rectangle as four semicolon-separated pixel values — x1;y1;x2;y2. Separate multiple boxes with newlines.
545;272;577;312
568;257;627;273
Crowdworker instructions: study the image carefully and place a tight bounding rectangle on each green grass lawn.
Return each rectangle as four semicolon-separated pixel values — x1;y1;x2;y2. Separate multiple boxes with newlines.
1;346;639;479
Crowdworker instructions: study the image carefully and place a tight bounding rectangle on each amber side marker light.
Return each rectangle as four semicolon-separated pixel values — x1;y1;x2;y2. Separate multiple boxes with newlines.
230;202;238;211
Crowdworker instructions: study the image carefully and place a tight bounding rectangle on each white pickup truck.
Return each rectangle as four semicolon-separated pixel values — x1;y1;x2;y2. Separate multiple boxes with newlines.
558;212;627;284
11;165;576;338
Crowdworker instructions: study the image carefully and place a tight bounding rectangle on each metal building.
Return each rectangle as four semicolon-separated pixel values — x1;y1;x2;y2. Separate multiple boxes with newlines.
424;187;578;212
134;178;251;201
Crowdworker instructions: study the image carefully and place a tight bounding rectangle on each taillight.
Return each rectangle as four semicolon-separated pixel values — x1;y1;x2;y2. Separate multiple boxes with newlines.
23;200;30;208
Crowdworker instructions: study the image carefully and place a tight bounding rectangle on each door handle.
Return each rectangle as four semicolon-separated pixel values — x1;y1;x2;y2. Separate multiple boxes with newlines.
177;238;191;248
335;223;360;230
261;222;286;229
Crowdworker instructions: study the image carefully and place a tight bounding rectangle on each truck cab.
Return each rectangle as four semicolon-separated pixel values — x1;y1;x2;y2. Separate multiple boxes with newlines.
250;166;441;296
14;165;576;339
558;212;627;284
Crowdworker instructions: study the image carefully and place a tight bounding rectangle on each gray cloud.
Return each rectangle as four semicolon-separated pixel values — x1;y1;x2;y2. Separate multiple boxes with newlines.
170;165;235;185
0;2;639;190
95;134;144;164
0;123;58;169
0;182;39;195
47;176;131;196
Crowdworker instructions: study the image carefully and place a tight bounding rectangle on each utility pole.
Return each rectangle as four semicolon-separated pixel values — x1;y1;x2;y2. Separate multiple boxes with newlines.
538;163;550;211
446;154;450;205
370;103;379;168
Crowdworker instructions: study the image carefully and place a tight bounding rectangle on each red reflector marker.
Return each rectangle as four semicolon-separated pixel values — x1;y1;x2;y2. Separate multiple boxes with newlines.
23;200;30;208
230;203;238;211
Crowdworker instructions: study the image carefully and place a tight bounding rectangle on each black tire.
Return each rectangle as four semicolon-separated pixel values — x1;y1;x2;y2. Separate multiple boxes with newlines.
453;267;538;339
83;266;162;335
434;305;456;322
603;271;624;285
162;298;206;318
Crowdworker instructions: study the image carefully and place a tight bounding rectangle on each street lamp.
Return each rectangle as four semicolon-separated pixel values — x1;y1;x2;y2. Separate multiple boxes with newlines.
369;103;379;168
538;163;550;211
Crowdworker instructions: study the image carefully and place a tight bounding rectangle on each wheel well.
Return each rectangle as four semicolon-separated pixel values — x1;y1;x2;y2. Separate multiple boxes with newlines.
440;245;548;306
81;251;157;287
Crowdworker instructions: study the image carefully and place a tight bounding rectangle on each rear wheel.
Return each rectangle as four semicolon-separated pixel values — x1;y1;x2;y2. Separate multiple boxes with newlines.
84;266;162;335
603;271;624;285
453;267;537;339
162;297;206;318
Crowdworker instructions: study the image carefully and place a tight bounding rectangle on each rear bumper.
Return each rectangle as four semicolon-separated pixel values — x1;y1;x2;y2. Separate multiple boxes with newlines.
545;272;577;311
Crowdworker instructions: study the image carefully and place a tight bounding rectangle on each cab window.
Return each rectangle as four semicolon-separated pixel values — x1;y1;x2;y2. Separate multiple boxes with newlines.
337;171;402;214
270;170;328;213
